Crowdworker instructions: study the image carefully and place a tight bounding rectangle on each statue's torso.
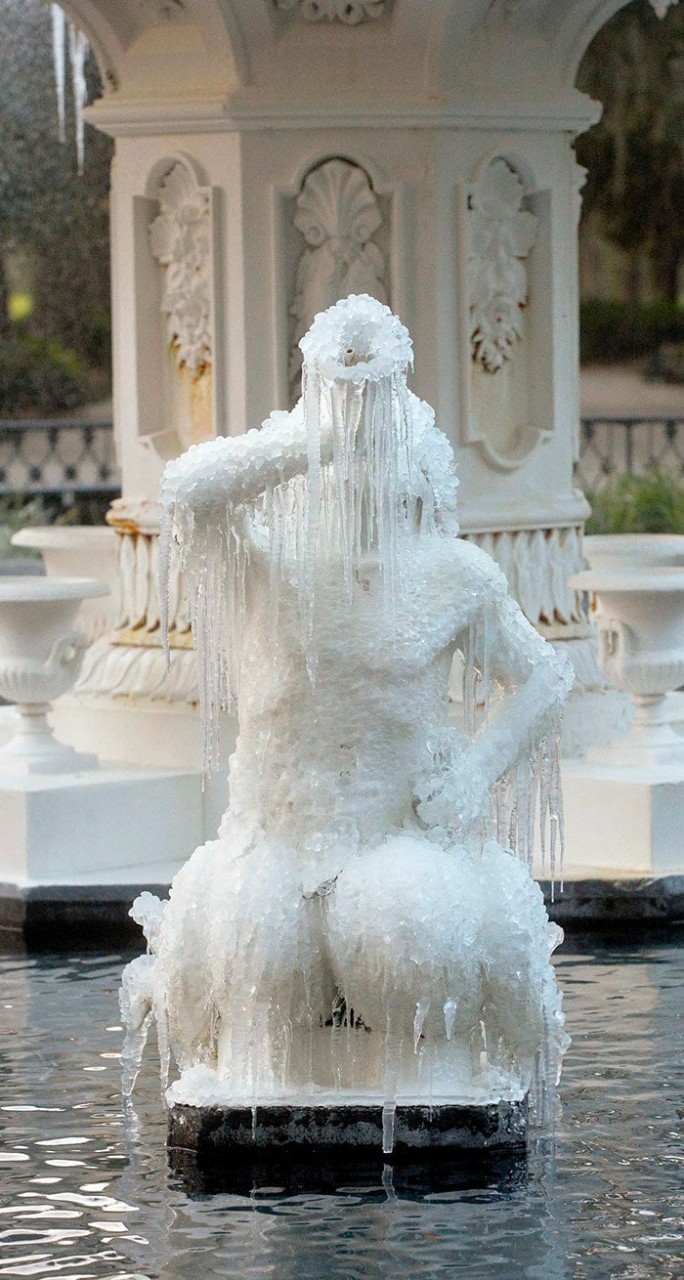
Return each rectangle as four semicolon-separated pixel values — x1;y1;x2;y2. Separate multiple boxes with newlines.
228;533;489;850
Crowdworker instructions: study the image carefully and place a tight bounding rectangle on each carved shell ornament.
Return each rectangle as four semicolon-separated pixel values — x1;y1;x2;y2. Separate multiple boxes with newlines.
274;0;386;24
467;159;537;374
289;159;387;396
149;162;212;379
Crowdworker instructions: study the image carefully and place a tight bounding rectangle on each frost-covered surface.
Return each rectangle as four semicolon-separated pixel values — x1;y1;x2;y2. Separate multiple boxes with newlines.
122;295;572;1152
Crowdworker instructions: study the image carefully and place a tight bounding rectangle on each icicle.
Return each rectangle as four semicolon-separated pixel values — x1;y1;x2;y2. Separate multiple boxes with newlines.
51;5;66;144
68;23;88;174
413;999;430;1053
382;1103;396;1156
158;505;175;670
443;999;457;1041
463;622;477;739
119;956;155;1100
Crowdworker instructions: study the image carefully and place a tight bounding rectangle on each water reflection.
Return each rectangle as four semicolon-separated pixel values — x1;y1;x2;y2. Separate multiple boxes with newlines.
0;935;682;1279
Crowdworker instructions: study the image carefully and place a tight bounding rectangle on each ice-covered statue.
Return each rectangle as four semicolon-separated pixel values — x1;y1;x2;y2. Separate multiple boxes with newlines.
122;295;572;1149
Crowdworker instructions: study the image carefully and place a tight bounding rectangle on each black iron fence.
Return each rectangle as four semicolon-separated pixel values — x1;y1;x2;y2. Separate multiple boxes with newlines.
0;418;120;521
575;416;684;492
0;418;119;494
0;415;682;513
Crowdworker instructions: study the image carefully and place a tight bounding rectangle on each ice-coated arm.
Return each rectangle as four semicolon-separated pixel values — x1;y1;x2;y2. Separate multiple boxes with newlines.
160;402;332;518
470;589;573;789
412;544;572;838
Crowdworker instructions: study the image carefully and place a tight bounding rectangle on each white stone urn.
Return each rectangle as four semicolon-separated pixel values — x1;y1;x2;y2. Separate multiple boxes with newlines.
583;534;684;573
0;577;109;774
11;526;119;640
570;566;684;768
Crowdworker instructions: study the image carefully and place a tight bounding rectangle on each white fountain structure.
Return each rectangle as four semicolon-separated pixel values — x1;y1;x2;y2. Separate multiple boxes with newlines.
122;297;573;1156
557;554;684;881
0;577;107;775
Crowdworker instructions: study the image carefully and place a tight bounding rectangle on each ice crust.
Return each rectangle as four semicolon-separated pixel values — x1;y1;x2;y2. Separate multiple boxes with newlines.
122;295;572;1151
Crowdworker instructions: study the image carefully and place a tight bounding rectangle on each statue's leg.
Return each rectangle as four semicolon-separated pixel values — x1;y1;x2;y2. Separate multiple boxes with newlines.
475;841;565;1083
324;833;486;1097
156;839;219;1073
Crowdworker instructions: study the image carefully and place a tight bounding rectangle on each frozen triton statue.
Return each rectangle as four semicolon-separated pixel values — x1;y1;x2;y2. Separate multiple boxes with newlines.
122;295;572;1147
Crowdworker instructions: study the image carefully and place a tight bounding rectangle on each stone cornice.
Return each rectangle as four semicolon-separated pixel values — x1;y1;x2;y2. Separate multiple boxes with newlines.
85;93;601;138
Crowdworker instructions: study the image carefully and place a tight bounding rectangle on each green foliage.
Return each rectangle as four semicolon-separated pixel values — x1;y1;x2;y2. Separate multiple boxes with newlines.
0;332;88;415
0;0;113;374
586;469;684;535
0;495;44;561
575;2;684;305
580;299;684;364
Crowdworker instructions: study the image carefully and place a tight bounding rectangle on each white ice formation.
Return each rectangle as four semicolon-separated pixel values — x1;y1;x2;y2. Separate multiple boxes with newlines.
122;295;572;1151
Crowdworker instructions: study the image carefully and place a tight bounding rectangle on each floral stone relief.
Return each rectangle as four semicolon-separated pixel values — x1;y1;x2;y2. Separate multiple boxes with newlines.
149;161;212;380
467;158;538;374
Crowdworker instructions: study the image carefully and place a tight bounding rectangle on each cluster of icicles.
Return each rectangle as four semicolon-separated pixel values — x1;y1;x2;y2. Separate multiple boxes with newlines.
121;295;572;1154
50;4;89;172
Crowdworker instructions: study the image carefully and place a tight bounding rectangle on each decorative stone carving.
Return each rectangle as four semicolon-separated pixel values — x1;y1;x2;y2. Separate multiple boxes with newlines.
274;0;386;24
464;526;585;629
289;159;387;399
572;162;588;226
0;578;108;773
571;564;684;767
467;159;537;373
139;0;185;19
74;500;197;706
149;162;212;379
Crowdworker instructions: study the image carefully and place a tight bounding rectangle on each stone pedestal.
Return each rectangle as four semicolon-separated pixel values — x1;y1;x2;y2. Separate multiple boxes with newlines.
167;1100;527;1170
559;759;684;878
0;765;203;934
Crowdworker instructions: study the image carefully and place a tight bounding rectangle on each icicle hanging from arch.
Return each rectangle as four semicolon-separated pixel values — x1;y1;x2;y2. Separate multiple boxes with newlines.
50;4;90;172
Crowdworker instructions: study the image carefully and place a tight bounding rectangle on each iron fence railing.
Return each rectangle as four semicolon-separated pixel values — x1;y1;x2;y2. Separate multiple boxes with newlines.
0;418;120;497
575;416;684;492
0;415;681;510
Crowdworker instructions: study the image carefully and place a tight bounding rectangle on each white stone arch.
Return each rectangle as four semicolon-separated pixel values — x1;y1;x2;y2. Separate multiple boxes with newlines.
143;150;209;201
552;0;676;92
45;0;128;93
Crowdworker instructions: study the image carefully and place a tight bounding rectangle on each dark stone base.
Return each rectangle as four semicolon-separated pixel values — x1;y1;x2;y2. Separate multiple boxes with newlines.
168;1100;526;1153
167;1101;528;1196
1;874;682;947
0;879;170;946
541;875;684;927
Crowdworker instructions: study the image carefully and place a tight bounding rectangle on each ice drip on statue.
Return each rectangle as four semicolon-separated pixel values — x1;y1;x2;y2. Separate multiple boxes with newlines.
121;295;573;1152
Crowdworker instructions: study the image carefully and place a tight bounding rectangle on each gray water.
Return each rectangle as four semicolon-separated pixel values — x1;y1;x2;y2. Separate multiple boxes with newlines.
0;935;682;1279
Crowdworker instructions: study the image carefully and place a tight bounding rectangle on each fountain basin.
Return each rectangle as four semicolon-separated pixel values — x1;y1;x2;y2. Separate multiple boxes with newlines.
0;576;109;774
570;567;684;769
583;534;684;573
11;526;119;640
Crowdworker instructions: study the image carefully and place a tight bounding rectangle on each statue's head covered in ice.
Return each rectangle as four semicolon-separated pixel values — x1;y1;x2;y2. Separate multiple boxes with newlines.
123;295;572;1148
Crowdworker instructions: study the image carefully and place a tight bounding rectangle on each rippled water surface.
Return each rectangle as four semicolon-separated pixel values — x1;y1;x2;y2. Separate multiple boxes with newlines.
0;935;682;1279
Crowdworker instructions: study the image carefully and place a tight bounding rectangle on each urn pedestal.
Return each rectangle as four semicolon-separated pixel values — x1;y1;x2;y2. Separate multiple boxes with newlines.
0;579;205;936
546;565;684;892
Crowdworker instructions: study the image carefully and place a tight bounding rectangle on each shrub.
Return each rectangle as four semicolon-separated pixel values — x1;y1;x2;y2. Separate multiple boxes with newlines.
0;495;44;561
0;333;88;416
580;300;684;365
586;469;684;534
